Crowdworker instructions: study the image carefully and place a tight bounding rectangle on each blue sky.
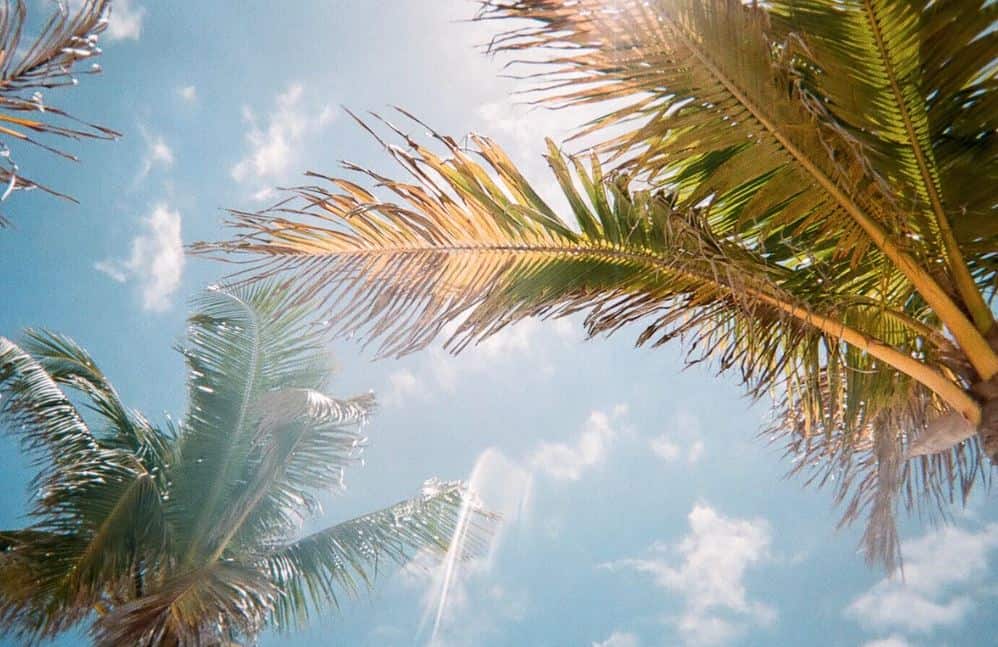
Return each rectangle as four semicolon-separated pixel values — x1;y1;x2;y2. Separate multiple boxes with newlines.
1;1;996;646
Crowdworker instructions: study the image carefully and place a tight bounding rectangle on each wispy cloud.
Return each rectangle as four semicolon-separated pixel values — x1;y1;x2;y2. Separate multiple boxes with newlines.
95;205;184;312
231;84;335;198
531;405;629;481
383;368;427;407
137;128;174;180
603;504;775;646
105;0;145;41
649;410;706;465
861;637;914;647
593;631;640;647
381;317;578;407
845;523;998;635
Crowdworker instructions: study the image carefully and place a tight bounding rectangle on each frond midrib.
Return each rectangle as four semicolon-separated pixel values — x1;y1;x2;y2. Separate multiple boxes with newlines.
182;290;263;567
858;0;992;332
249;232;978;421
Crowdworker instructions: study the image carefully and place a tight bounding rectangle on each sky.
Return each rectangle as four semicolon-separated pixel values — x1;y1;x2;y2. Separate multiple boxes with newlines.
0;1;996;646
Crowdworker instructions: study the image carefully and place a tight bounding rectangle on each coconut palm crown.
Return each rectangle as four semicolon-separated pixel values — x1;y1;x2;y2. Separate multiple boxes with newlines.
0;284;491;646
197;0;997;569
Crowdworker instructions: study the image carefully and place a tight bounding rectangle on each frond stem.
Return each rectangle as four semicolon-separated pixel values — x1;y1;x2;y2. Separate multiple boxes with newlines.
860;0;994;335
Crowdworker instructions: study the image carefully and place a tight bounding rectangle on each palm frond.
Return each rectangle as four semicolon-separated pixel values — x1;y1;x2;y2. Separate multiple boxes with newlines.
0;0;119;223
0;336;99;476
480;0;885;258
19;329;175;473
169;283;332;564
92;562;278;647
0;337;174;642
257;481;495;630
196;117;967;414
478;0;998;379
196;118;984;567
920;1;998;268
767;0;994;331
205;390;375;560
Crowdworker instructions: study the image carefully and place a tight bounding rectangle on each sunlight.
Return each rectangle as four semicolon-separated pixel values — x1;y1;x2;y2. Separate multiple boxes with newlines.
421;448;533;644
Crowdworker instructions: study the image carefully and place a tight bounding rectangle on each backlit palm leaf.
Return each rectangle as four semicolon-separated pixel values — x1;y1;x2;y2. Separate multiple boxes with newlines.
0;0;119;224
196;110;989;568
0;285;493;644
479;0;997;381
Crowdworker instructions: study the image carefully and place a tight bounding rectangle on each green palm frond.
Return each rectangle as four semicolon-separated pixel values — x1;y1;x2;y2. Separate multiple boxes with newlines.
482;0;887;258
195;116;986;567
0;0;119;223
478;0;997;381
0;336;100;476
2;284;493;643
19;329;175;473
207;390;375;559
767;0;995;331
170;283;331;564
259;481;494;629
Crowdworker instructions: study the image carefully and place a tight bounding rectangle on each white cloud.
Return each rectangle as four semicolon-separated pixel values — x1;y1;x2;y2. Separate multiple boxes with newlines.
105;0;144;41
604;504;774;646
382;317;576;406
138;128;174;180
178;85;197;102
530;406;627;481
593;631;640;647
650;410;706;464
845;523;998;635
650;436;681;462
862;637;914;647
383;368;428;406
95;205;184;312
231;84;335;197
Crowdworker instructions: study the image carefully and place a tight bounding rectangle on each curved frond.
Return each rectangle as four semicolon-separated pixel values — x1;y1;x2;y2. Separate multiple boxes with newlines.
0;0;119;223
767;0;995;331
19;329;175;472
170;284;333;564
478;0;998;379
0;336;98;475
257;481;495;630
197;121;984;567
205;390;375;559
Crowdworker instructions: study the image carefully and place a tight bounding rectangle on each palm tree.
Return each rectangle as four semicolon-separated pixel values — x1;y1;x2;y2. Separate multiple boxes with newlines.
197;0;996;568
0;0;119;226
0;284;491;645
